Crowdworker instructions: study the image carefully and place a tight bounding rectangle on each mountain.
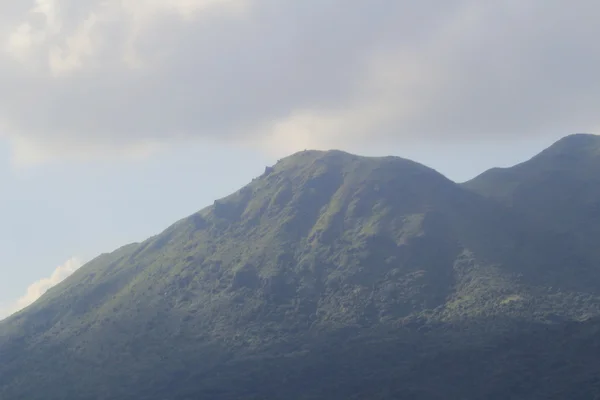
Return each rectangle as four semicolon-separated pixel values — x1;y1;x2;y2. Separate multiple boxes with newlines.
2;143;600;399
465;133;600;258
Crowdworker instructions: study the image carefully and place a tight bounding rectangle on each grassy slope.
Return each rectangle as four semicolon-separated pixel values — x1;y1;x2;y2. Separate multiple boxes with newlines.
2;147;600;398
465;133;600;261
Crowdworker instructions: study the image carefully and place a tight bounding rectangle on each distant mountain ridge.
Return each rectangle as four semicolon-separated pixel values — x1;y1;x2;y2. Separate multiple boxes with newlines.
465;133;600;260
465;133;600;200
2;135;600;399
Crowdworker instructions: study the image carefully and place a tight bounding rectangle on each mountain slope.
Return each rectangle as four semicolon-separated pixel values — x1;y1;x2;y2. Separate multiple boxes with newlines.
2;147;600;399
465;133;600;257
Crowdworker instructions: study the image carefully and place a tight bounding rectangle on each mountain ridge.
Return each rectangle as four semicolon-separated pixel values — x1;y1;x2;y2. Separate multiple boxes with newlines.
465;132;600;261
464;133;600;195
2;134;600;399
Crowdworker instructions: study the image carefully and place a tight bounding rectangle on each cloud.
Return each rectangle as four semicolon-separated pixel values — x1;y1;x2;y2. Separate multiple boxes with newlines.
0;257;83;319
1;0;600;162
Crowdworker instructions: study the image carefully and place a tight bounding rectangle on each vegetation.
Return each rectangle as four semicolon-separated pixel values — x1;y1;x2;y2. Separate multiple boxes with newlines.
465;133;600;259
2;136;600;399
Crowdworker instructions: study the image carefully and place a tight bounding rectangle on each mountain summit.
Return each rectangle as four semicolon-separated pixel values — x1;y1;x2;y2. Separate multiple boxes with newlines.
3;139;600;399
465;133;600;258
464;133;600;198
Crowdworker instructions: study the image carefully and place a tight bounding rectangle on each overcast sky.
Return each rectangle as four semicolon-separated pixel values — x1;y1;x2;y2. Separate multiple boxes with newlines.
1;0;598;318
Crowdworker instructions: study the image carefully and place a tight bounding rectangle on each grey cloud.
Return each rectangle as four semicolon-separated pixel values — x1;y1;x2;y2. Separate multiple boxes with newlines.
0;0;599;161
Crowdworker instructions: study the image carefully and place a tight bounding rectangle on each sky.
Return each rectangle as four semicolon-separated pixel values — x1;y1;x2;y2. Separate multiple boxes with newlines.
1;0;599;318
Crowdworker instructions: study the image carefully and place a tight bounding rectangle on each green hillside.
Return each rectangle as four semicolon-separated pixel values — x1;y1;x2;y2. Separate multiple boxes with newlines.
2;143;600;399
465;133;600;258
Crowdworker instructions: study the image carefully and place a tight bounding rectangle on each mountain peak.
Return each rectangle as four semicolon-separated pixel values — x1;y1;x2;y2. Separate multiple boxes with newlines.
553;132;599;145
465;133;600;192
272;149;448;183
465;133;600;265
205;148;457;234
539;133;600;158
274;149;359;168
276;149;395;166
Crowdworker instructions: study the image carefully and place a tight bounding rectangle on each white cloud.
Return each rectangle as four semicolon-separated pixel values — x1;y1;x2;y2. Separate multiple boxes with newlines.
0;0;599;163
9;134;163;166
0;257;83;319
